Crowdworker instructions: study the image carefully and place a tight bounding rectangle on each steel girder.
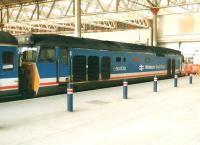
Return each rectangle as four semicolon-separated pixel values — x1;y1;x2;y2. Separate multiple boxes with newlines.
0;0;200;35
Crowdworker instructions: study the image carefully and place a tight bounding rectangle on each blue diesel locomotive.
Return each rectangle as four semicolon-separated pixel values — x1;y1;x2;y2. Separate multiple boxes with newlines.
0;33;183;99
17;34;183;97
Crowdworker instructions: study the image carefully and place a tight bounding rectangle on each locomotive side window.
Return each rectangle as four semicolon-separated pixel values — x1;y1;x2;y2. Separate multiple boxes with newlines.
116;57;121;62
123;57;126;62
46;48;55;62
39;49;46;62
2;51;14;71
60;48;68;64
39;48;55;63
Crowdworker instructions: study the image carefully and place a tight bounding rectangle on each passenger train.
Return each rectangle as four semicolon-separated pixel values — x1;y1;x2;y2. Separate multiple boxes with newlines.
0;32;19;98
0;32;184;99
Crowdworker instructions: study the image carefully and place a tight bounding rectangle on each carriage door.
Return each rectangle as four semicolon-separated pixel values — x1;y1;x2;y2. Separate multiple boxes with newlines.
101;57;111;80
0;51;2;79
167;59;172;76
88;56;99;81
0;49;18;96
72;56;86;82
172;59;176;76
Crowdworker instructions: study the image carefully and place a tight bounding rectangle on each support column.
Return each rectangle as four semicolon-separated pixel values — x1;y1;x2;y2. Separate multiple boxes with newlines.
116;0;120;11
0;9;3;31
37;1;40;20
75;0;81;38
148;19;153;46
6;7;9;23
150;7;159;46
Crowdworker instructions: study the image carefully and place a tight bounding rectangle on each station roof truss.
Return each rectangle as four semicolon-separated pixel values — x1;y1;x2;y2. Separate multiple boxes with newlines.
0;0;200;35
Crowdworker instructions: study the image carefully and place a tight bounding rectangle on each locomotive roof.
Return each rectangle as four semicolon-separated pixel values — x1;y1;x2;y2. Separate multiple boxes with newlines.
18;34;181;55
0;31;18;45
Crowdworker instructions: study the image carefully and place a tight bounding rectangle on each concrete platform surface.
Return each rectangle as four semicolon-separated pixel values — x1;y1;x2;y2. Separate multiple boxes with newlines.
1;76;200;145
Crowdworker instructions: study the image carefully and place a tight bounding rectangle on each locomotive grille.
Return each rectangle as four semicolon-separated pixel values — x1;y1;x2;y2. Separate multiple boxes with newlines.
72;56;86;82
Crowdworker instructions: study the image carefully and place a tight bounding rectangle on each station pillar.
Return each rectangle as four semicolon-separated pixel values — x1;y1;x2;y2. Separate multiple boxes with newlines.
75;0;81;38
0;9;3;31
150;7;159;46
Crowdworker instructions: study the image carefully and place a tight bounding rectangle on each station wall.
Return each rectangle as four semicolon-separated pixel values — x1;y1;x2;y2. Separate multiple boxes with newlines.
80;29;151;45
157;13;200;64
157;13;200;42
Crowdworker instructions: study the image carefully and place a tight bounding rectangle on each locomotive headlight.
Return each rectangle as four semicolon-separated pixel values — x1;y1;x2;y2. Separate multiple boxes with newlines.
26;37;30;41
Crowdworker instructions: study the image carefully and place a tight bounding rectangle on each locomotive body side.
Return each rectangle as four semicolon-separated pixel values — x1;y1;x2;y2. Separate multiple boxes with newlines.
17;34;183;97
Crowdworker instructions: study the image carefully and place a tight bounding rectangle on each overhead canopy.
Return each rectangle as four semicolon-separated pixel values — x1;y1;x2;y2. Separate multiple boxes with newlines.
0;0;200;35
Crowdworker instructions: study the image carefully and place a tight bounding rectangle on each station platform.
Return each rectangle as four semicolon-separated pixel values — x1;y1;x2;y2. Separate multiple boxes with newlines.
1;76;200;145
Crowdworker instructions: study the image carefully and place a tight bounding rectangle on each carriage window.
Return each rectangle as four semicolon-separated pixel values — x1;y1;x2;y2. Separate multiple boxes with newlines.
116;57;121;62
39;48;55;63
2;51;14;71
60;48;68;64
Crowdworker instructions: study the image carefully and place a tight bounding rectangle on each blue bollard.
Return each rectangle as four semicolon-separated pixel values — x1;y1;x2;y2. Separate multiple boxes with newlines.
123;79;128;99
67;83;73;112
174;74;178;87
189;74;193;84
153;76;158;92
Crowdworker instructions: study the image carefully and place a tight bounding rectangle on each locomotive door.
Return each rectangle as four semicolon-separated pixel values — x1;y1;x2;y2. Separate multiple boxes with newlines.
57;48;68;83
167;59;172;76
101;57;111;80
72;56;86;82
38;47;57;83
172;59;176;76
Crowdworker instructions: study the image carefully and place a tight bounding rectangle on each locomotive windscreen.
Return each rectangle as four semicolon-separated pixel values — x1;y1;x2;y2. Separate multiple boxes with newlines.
19;46;37;62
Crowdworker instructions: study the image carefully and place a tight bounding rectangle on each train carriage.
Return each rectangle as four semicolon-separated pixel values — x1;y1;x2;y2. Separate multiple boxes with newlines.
17;34;183;97
0;32;19;98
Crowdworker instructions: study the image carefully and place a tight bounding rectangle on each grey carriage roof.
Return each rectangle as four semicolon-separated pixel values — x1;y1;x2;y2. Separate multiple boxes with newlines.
17;34;181;55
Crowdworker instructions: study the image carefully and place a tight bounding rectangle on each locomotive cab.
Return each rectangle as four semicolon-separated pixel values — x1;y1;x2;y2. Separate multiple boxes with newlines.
17;34;70;97
18;46;39;97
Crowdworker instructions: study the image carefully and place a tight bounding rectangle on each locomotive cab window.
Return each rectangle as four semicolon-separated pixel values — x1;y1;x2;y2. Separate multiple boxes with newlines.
60;48;68;64
22;50;37;62
2;51;14;71
39;47;55;63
